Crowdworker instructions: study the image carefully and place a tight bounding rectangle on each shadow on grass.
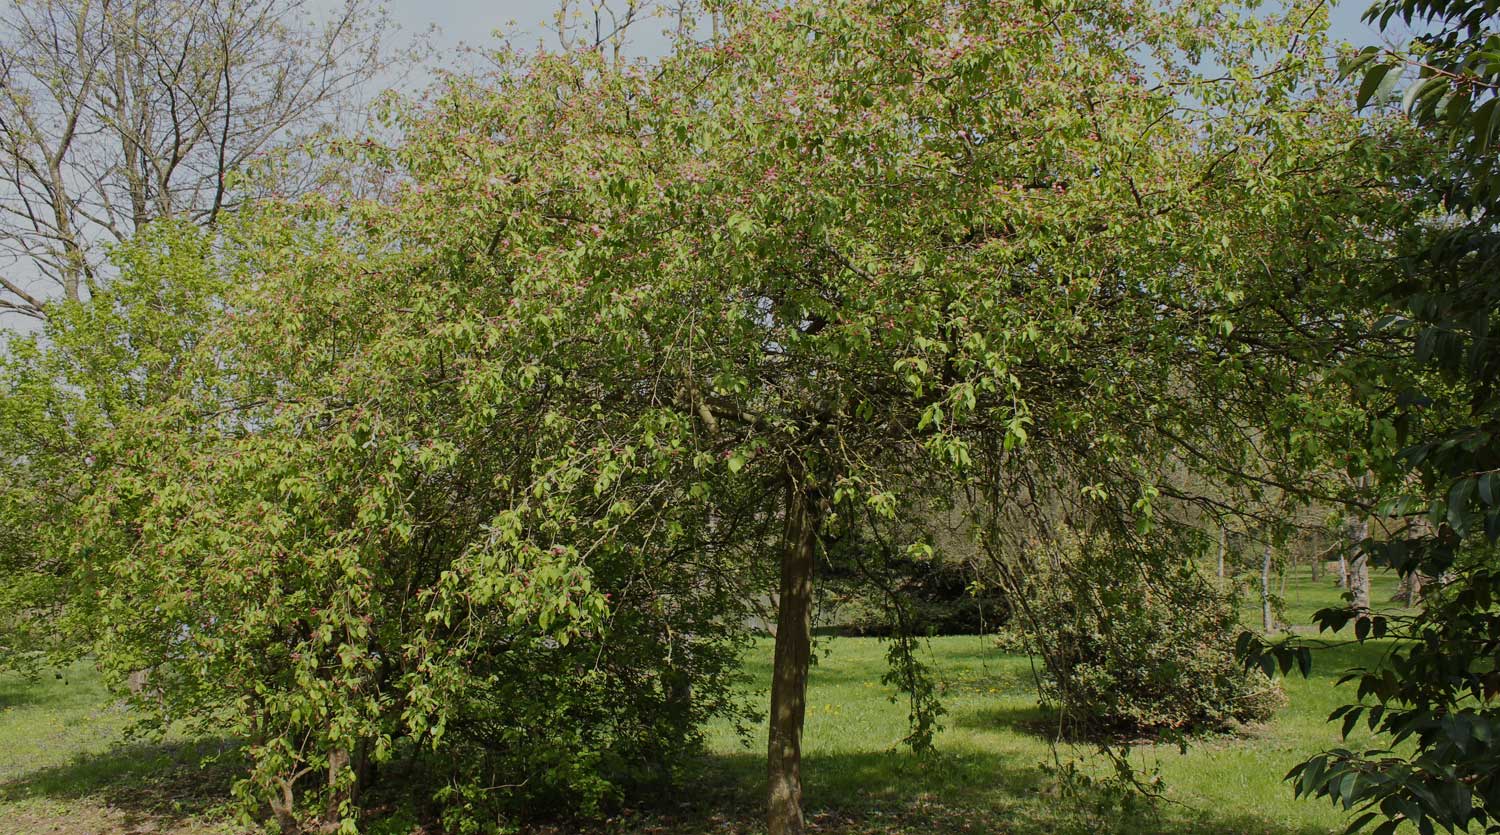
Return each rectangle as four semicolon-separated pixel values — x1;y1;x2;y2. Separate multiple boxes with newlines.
586;746;1340;835
950;701;1057;736
1296;638;1405;678
2;735;1342;835
0;737;244;828
0;669;102;711
0;680;50;710
951;702;1266;750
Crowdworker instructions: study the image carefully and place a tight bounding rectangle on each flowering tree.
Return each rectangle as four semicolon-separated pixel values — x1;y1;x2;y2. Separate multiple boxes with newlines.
47;0;1421;831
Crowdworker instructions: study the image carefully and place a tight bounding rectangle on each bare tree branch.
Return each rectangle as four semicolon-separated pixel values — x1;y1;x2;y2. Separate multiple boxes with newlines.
0;0;397;319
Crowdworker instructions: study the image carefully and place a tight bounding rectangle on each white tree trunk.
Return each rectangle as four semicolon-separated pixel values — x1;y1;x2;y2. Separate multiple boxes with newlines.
1261;542;1275;633
1349;516;1371;617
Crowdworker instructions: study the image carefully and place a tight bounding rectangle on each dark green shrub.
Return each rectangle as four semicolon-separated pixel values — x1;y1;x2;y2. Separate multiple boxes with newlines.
823;555;1010;637
432;614;750;829
1006;529;1284;737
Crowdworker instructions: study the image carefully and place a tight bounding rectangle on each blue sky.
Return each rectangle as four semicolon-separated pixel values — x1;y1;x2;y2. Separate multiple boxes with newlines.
378;0;1409;62
0;0;1425;335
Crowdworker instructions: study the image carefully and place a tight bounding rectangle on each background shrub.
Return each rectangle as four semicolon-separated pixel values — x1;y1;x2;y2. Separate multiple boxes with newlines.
822;556;1010;637
1004;529;1284;737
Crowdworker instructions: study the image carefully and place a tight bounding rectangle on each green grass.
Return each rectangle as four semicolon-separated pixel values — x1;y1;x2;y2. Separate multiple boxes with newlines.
671;634;1403;835
1232;567;1411;634
0;661;243;834
0;573;1412;834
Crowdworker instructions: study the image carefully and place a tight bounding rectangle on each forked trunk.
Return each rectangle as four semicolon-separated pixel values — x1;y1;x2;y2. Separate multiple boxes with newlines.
1399;572;1423;606
767;476;817;835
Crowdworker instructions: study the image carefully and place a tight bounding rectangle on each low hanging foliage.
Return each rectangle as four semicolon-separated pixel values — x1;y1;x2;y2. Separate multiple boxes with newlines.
82;220;760;830
0;222;227;677
1236;0;1500;831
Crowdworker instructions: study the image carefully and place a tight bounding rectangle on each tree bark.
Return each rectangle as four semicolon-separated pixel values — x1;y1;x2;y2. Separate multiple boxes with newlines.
1349;516;1371;618
320;740;370;833
1398;572;1423;606
1261;542;1274;633
1216;528;1226;580
767;475;817;835
322;745;350;833
270;778;299;835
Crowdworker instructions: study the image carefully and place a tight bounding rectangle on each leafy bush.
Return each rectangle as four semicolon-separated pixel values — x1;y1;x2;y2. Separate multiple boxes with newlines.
58;211;762;834
1006;529;1284;737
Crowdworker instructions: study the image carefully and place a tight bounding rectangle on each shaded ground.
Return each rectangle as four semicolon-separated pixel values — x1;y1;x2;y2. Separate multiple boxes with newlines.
1;573;1411;834
0;666;243;834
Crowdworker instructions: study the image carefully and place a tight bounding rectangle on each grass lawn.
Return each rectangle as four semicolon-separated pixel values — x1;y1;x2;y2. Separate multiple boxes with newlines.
0;662;241;834
0;571;1412;835
1230;566;1410;635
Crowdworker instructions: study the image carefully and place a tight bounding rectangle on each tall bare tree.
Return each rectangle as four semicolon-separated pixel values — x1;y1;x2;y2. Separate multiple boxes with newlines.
0;0;392;319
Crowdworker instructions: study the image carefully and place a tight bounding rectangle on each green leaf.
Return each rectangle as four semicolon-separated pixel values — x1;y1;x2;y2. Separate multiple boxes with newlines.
1339;46;1381;79
727;212;756;237
1403;75;1447;116
1358;63;1394;108
1342;771;1365;809
1450;477;1476;511
1470;97;1499;153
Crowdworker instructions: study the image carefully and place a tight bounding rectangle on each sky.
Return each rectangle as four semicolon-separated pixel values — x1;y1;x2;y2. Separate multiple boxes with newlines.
0;0;1429;338
377;0;1407;60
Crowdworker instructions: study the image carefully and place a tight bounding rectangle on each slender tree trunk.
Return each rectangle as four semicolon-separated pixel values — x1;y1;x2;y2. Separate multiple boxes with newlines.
320;740;371;833
1399;572;1423;606
1337;552;1349;588
1261;542;1274;633
767;476;817;835
322;746;350;833
1349;516;1371;618
1216;528;1226;580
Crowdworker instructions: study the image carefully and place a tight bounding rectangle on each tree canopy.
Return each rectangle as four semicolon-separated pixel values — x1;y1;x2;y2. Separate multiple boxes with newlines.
0;0;1450;832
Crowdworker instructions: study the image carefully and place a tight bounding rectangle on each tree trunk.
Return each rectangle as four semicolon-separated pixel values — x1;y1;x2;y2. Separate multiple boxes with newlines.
322;746;350;833
1216;528;1226;580
1349;516;1371;618
1398;572;1423;606
1261;542;1274;633
767;477;817;835
268;764;302;835
320;740;368;833
1336;552;1348;588
270;783;299;835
